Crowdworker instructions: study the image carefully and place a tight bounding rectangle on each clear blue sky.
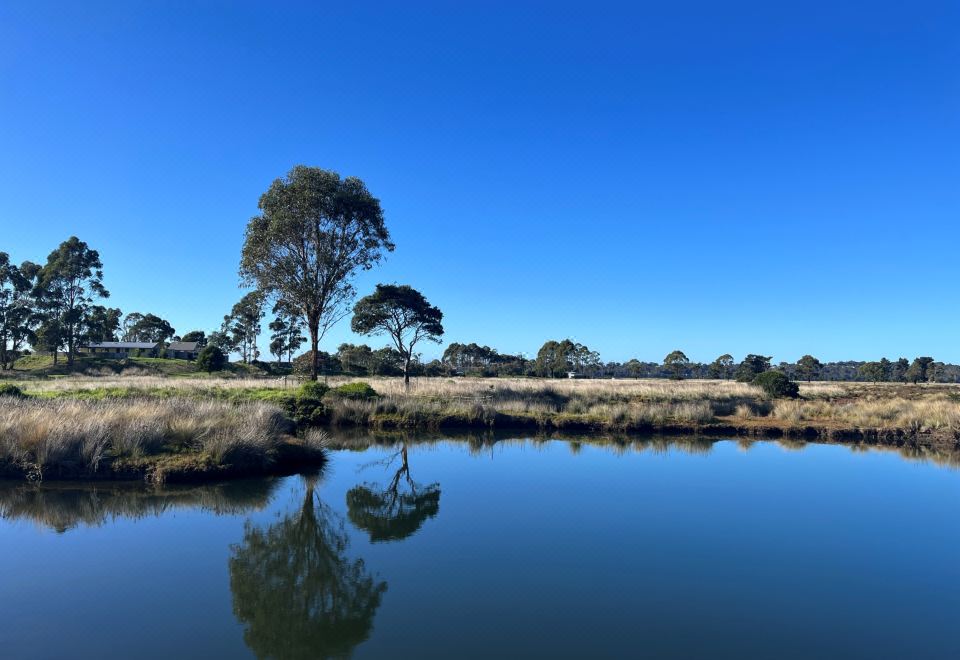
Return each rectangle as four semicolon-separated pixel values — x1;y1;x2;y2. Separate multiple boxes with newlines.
1;1;958;364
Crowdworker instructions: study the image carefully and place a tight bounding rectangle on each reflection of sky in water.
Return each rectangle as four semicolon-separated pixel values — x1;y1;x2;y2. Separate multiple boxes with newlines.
0;438;958;659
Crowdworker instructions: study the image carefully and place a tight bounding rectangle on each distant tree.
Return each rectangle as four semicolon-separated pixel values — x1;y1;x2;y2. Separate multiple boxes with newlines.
196;345;227;372
122;313;176;344
534;339;587;378
535;340;562;377
708;354;734;379
735;354;772;382
625;358;644;379
858;361;886;383
179;330;207;346
35;237;109;365
663;350;690;380
337;343;374;375
292;350;339;377
206;330;233;353
891;357;910;383
120;313;144;341
351;284;443;388
240;166;394;381
268;300;305;365
905;357;934;384
223;292;266;364
795;355;822;382
878;357;892;382
82;306;122;343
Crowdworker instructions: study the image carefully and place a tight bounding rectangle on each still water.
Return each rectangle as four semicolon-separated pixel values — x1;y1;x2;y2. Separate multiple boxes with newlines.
0;437;957;659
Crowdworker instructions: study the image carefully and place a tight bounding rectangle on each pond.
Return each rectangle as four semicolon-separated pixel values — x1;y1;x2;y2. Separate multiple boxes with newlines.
0;436;957;659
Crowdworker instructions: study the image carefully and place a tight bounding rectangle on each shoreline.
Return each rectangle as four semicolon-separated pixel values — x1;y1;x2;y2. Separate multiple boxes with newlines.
4;376;960;481
0;439;326;484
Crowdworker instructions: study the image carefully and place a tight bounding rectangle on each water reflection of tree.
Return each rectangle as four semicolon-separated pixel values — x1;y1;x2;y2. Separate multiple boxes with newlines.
229;476;387;660
346;445;440;543
0;479;279;533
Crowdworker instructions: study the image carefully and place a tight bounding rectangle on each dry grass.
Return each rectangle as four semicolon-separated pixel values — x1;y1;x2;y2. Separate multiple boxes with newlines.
8;375;960;438
772;395;960;432
0;397;294;479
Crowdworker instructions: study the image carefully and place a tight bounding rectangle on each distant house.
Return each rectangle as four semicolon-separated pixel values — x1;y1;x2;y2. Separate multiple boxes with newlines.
86;341;160;358
166;341;202;360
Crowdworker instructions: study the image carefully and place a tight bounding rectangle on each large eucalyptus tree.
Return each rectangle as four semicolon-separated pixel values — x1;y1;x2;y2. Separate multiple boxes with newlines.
240;166;393;380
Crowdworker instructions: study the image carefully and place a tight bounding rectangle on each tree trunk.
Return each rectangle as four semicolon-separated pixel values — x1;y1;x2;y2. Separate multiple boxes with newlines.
309;322;319;381
403;355;411;390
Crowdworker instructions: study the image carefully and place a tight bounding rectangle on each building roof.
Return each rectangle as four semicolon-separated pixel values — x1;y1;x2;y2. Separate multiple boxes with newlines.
87;341;160;349
167;341;201;352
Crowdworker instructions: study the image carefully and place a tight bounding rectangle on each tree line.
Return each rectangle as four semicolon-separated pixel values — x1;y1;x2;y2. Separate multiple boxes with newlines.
3;165;955;384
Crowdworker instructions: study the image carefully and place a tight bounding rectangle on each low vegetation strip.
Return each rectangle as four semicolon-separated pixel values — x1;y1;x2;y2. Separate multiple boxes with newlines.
2;377;959;482
0;397;326;483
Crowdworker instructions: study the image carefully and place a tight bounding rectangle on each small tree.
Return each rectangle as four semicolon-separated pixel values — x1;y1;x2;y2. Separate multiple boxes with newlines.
795;355;822;382
663;350;690;380
268;300;305;366
223;292;266;364
196;345;227;372
351;284;443;388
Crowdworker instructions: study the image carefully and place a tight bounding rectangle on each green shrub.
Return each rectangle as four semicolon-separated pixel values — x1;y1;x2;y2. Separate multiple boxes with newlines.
0;383;24;398
196;346;227;373
299;381;330;399
329;382;379;400
753;371;799;399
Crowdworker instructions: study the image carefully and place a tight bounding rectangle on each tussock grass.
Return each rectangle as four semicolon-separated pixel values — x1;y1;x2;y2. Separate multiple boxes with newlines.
0;397;298;480
772;396;960;432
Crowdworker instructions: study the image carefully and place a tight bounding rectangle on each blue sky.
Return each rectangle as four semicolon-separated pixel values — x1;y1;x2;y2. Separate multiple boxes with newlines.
1;1;958;364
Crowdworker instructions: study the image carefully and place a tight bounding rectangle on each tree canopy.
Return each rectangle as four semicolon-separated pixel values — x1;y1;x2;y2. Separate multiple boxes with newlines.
351;284;443;387
663;350;690;380
35;237;109;365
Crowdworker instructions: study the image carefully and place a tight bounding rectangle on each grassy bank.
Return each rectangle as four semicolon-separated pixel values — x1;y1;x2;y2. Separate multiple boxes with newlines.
3;376;959;480
0;396;326;483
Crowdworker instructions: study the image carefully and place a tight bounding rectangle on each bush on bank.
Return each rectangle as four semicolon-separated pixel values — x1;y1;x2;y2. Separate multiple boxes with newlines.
752;371;800;399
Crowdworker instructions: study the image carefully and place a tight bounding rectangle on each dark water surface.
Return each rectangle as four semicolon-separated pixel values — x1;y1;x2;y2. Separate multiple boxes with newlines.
0;437;957;659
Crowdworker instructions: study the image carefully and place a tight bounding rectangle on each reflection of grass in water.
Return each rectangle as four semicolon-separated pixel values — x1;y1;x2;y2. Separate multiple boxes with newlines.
324;429;960;469
0;478;282;533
